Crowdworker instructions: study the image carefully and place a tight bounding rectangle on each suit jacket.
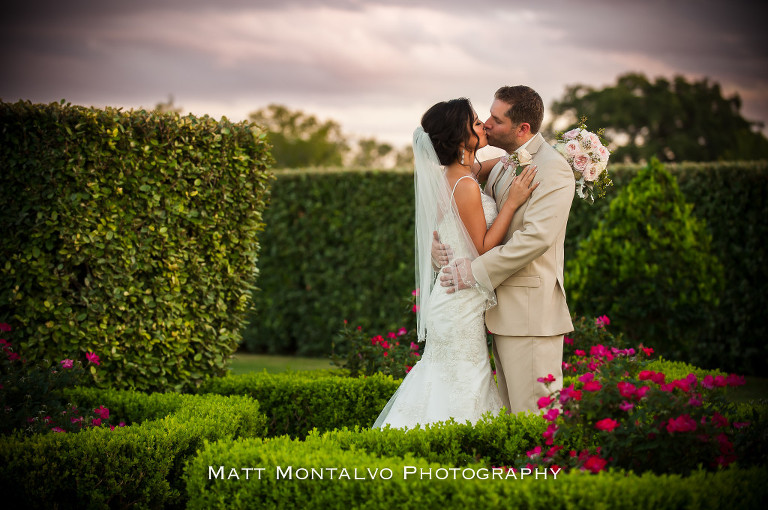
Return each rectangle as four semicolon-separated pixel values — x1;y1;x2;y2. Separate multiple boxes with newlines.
472;132;575;337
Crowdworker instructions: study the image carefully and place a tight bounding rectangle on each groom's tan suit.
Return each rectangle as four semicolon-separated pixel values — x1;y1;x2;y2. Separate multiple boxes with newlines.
473;132;575;414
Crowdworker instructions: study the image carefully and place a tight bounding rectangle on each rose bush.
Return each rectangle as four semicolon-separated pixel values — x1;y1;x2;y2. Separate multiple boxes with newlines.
0;323;121;435
515;338;751;476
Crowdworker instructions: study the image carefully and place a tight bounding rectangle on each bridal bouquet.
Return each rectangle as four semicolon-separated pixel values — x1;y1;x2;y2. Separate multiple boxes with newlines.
554;121;613;204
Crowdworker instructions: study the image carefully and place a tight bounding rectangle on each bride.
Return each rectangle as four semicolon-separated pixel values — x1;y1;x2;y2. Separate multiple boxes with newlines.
373;98;538;429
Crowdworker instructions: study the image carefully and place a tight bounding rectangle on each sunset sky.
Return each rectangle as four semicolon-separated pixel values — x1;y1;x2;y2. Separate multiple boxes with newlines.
2;0;767;148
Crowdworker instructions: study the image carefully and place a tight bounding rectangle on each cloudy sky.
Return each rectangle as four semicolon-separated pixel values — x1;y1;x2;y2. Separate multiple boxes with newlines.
2;0;767;147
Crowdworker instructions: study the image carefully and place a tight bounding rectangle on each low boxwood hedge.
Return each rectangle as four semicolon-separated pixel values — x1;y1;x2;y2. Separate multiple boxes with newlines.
0;390;267;509
185;434;768;509
197;370;399;438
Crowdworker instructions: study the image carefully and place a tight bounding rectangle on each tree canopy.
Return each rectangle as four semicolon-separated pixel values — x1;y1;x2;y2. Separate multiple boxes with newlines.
547;73;768;163
249;104;349;168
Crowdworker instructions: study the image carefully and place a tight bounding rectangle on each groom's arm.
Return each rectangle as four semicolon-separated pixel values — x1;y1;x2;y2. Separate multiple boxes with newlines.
471;156;574;291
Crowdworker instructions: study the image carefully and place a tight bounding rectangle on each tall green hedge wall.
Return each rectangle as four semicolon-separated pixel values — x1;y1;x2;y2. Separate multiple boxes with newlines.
0;101;273;391
246;161;767;376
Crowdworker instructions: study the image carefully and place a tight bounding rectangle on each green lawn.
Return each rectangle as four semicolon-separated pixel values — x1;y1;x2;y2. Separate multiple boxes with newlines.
228;353;334;375
228;353;767;403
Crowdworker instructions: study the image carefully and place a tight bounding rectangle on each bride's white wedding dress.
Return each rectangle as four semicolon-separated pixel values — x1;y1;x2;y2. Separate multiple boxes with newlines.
373;176;503;429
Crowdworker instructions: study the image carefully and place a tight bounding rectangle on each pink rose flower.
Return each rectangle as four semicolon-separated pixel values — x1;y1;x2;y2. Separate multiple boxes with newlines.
619;401;635;412
617;381;637;399
543;408;560;422
387;332;396;339
86;352;100;365
595;418;620;432
526;446;542;458
565;140;580;156
537;374;556;384
712;412;729;428
583;380;603;392
412;288;420;296
583;163;601;182
397;328;407;336
537;396;554;409
60;359;74;369
0;323;11;332
563;128;580;139
666;414;697;434
94;405;110;420
92;418;102;427
583;455;607;474
595;315;610;327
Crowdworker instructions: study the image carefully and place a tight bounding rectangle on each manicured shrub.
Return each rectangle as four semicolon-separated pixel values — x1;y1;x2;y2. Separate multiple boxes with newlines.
566;159;724;360
185;434;768;509
309;411;547;468
197;370;399;438
0;390;267;509
0;100;273;391
242;168;414;356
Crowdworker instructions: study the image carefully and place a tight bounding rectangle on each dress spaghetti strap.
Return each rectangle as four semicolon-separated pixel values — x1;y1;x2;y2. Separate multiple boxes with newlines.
450;175;476;201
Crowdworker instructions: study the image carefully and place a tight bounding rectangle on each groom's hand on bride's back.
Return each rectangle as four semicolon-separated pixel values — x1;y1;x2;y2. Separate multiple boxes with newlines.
440;258;475;294
431;231;453;269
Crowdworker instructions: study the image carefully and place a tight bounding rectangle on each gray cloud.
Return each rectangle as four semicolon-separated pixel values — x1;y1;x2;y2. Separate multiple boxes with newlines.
2;0;766;145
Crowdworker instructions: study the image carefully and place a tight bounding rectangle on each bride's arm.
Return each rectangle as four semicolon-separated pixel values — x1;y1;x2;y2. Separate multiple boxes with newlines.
471;157;502;184
454;166;539;254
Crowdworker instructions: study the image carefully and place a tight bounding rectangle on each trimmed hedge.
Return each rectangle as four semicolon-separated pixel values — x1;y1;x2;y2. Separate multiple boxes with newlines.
186;435;768;509
243;168;414;356
244;162;768;375
308;412;548;468
0;389;267;509
0;100;273;391
197;369;399;438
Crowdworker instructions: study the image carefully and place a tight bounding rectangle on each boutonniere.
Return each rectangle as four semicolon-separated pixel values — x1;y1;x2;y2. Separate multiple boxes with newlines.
501;148;533;175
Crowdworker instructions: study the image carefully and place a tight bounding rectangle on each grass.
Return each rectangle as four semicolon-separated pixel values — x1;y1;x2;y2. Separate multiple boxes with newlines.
228;353;334;375
731;376;768;403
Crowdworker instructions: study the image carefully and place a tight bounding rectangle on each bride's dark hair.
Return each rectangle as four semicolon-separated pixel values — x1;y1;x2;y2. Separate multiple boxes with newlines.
420;98;480;166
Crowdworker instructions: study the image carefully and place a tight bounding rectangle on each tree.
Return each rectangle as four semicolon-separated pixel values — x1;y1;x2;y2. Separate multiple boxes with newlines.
547;73;768;163
153;95;182;114
249;104;349;168
350;137;393;167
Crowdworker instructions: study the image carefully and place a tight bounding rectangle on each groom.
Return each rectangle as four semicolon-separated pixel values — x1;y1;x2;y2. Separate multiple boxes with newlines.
435;85;575;414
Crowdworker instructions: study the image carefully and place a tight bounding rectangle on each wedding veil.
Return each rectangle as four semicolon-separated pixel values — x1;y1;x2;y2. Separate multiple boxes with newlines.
413;127;496;342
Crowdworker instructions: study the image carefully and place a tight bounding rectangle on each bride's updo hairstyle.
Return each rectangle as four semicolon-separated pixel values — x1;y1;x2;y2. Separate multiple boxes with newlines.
420;98;480;166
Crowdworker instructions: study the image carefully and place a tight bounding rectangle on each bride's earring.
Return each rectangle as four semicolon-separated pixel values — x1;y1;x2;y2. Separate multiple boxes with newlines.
460;148;465;165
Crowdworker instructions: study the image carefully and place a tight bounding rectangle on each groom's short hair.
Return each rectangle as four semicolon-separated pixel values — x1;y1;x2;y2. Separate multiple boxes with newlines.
495;86;544;134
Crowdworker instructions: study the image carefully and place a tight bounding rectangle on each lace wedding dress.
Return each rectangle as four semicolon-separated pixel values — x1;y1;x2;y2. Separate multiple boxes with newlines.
373;176;503;429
